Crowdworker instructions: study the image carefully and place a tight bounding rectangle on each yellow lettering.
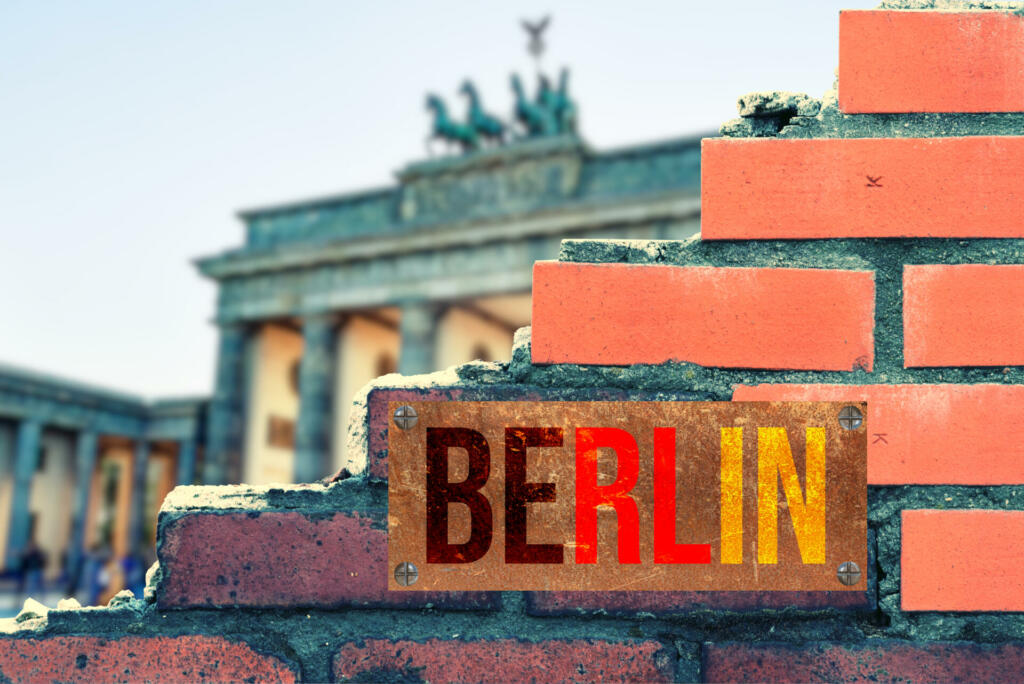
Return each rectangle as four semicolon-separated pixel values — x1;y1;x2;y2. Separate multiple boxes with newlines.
757;427;826;564
720;427;744;564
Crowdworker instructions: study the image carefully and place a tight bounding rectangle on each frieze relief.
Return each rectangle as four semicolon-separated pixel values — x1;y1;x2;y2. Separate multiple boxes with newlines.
217;234;563;320
398;146;583;223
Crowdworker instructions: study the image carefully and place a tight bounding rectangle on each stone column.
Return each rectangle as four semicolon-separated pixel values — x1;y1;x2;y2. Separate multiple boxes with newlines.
6;419;42;568
294;315;338;483
399;301;441;376
176;438;197;487
66;429;99;583
205;324;248;485
126;440;150;554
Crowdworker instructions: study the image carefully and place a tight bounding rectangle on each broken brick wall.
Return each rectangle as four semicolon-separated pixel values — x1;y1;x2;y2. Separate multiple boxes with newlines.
4;3;1024;682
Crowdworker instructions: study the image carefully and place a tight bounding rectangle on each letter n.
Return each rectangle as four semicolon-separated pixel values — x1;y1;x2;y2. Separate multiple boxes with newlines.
757;427;826;564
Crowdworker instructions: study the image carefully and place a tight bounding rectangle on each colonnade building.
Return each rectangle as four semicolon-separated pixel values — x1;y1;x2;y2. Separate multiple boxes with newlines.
0;364;204;580
197;135;702;486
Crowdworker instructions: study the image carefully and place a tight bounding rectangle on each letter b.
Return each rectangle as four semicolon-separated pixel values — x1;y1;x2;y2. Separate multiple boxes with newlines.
426;428;493;563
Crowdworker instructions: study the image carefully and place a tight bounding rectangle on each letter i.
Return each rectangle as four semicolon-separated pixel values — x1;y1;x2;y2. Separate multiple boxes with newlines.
720;427;743;564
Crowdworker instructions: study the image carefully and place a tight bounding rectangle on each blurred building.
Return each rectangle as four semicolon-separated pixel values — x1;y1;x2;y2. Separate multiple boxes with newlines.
1;75;703;582
0;363;204;582
198;128;703;486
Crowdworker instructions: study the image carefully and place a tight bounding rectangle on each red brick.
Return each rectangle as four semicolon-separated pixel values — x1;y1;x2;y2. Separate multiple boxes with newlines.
701;137;1024;239
333;638;674;683
157;510;497;609
902;509;1024;611
532;261;874;370
839;10;1024;114
527;589;871;616
704;641;1024;683
0;635;297;683
904;264;1024;367
733;383;1024;485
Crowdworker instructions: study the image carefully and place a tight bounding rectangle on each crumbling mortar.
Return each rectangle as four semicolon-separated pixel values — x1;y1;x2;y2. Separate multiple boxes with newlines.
33;604;884;657
869;486;1024;642
878;0;1024;12
720;87;1024;139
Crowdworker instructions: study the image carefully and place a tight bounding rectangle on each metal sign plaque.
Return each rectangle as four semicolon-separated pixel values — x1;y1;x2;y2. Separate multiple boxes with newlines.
387;401;866;592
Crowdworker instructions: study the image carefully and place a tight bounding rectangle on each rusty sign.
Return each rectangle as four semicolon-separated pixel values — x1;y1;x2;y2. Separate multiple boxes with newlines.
387;401;866;592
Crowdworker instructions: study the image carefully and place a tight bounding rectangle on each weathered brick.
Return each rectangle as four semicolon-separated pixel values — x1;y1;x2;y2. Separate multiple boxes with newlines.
532;261;874;370
904;264;1024;367
333;638;674;683
703;641;1024;683
157;510;498;609
0;635;297;683
902;509;1024;612
839;10;1024;114
701;137;1024;239
733;383;1024;485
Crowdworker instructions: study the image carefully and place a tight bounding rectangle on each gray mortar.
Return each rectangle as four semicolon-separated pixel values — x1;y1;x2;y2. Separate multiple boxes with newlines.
719;116;788;138
878;0;1024;11
870;486;1024;643
737;92;821;119
721;89;1024;139
161;479;387;516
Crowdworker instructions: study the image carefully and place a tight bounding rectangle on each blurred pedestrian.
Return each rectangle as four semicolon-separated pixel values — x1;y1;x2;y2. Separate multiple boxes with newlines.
18;541;46;600
122;553;145;598
78;544;109;606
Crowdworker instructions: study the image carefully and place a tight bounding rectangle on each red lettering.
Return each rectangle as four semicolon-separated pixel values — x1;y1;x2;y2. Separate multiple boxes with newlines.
574;427;640;564
653;427;711;564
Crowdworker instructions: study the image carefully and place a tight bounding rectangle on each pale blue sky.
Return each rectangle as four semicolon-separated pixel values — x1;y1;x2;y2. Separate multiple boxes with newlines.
0;0;852;398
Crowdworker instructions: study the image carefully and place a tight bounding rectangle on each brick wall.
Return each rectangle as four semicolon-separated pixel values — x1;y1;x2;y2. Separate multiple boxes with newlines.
5;3;1024;683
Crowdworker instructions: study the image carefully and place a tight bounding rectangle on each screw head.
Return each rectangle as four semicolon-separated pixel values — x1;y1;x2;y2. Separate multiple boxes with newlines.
393;405;418;430
838;405;863;430
837;561;861;586
394;562;418;586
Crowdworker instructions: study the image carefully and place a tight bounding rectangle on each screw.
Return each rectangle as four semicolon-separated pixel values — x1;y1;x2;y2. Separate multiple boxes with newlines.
393;405;418;430
837;561;861;586
394;562;418;586
838;405;863;430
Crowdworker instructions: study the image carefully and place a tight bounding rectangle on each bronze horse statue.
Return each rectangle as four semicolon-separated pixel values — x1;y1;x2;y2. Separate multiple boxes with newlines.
425;94;479;153
511;74;556;137
459;81;505;146
553;68;577;134
535;70;576;135
423;68;577;154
